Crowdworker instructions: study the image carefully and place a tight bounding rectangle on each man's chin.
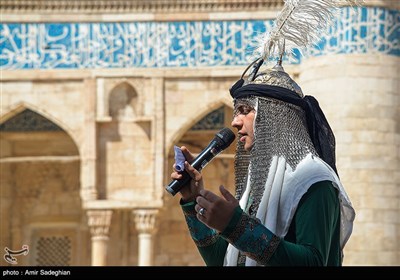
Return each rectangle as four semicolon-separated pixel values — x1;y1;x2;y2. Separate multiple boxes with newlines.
244;143;254;152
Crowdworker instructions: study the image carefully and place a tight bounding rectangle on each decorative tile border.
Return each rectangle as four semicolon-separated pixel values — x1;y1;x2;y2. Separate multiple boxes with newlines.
0;7;398;70
0;0;281;13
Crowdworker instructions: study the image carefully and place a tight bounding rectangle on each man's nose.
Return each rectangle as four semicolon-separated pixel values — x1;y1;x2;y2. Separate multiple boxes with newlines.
231;115;242;128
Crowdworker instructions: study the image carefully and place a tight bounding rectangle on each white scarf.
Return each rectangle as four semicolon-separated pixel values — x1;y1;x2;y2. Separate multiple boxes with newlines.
224;153;355;266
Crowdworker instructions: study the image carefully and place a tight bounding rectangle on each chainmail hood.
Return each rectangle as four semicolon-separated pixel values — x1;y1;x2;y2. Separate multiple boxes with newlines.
231;66;337;216
233;95;317;216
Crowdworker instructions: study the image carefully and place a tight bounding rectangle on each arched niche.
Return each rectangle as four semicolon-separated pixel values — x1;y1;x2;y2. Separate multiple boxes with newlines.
0;107;85;265
0;108;79;158
0;102;80;153
108;82;138;121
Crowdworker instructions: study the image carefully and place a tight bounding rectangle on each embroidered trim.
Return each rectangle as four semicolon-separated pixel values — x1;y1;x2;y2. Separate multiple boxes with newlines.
182;203;219;248
245;235;281;265
223;212;281;265
193;233;220;248
225;212;255;243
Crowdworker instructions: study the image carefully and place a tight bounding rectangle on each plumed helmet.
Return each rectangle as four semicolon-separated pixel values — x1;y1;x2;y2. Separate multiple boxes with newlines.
249;64;303;98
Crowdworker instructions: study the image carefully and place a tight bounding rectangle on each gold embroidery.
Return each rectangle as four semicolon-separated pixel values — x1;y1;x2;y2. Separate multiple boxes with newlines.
193;233;220;248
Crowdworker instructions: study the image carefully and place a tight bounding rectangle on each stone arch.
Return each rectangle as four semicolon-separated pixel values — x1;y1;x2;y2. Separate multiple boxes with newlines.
166;98;233;154
108;81;138;120
0;102;80;151
0;103;86;265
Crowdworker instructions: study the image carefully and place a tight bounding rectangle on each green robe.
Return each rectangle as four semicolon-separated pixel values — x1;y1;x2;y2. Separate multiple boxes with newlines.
181;180;341;266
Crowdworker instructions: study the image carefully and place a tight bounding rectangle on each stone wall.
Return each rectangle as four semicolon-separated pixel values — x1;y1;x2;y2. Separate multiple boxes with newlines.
300;54;400;265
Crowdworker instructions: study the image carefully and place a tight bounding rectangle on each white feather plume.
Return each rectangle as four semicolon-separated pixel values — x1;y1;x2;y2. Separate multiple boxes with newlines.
256;0;364;62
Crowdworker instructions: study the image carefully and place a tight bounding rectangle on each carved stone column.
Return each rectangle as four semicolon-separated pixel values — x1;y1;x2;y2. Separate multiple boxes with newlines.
132;209;159;266
87;210;113;266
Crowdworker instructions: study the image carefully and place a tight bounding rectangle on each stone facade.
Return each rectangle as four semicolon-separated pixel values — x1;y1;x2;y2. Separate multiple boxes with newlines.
1;0;399;266
300;54;399;265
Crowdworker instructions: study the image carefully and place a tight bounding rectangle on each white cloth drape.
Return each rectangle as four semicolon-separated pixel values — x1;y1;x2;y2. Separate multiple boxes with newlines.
224;153;355;266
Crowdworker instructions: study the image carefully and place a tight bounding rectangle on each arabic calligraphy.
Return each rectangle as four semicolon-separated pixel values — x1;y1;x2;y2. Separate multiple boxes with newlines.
3;245;29;265
0;7;398;70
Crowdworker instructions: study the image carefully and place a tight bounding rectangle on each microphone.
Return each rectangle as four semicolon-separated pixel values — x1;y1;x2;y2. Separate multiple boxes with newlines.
166;127;236;196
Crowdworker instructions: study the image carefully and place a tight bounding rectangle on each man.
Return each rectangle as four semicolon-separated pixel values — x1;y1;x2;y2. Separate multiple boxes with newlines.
170;63;355;266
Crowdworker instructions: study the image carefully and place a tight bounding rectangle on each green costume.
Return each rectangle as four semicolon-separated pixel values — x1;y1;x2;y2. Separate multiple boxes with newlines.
182;181;341;266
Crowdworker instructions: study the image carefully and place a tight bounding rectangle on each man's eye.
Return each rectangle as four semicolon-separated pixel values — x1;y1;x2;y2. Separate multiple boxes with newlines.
241;107;252;114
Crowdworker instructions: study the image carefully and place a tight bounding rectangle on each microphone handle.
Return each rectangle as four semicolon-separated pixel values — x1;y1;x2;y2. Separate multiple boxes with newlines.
165;170;192;196
166;144;218;196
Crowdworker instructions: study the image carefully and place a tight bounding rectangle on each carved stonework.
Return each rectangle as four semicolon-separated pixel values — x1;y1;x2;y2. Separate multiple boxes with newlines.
133;209;159;234
3;0;398;13
87;210;113;238
1;0;283;13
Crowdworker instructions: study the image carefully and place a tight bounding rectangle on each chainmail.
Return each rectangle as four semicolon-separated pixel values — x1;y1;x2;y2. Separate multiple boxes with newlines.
233;95;318;217
233;97;256;202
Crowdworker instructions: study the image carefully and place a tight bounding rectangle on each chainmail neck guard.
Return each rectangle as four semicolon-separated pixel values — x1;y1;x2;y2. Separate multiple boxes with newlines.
234;95;317;217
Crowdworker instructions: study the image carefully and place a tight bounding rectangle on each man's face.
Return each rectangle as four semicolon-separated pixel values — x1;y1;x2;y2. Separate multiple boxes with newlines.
231;103;255;152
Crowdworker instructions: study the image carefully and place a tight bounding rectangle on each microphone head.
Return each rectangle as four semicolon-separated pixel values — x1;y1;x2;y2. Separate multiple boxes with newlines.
215;127;236;150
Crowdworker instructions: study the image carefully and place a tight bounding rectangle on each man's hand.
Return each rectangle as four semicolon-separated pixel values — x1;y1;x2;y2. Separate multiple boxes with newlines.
194;185;239;232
